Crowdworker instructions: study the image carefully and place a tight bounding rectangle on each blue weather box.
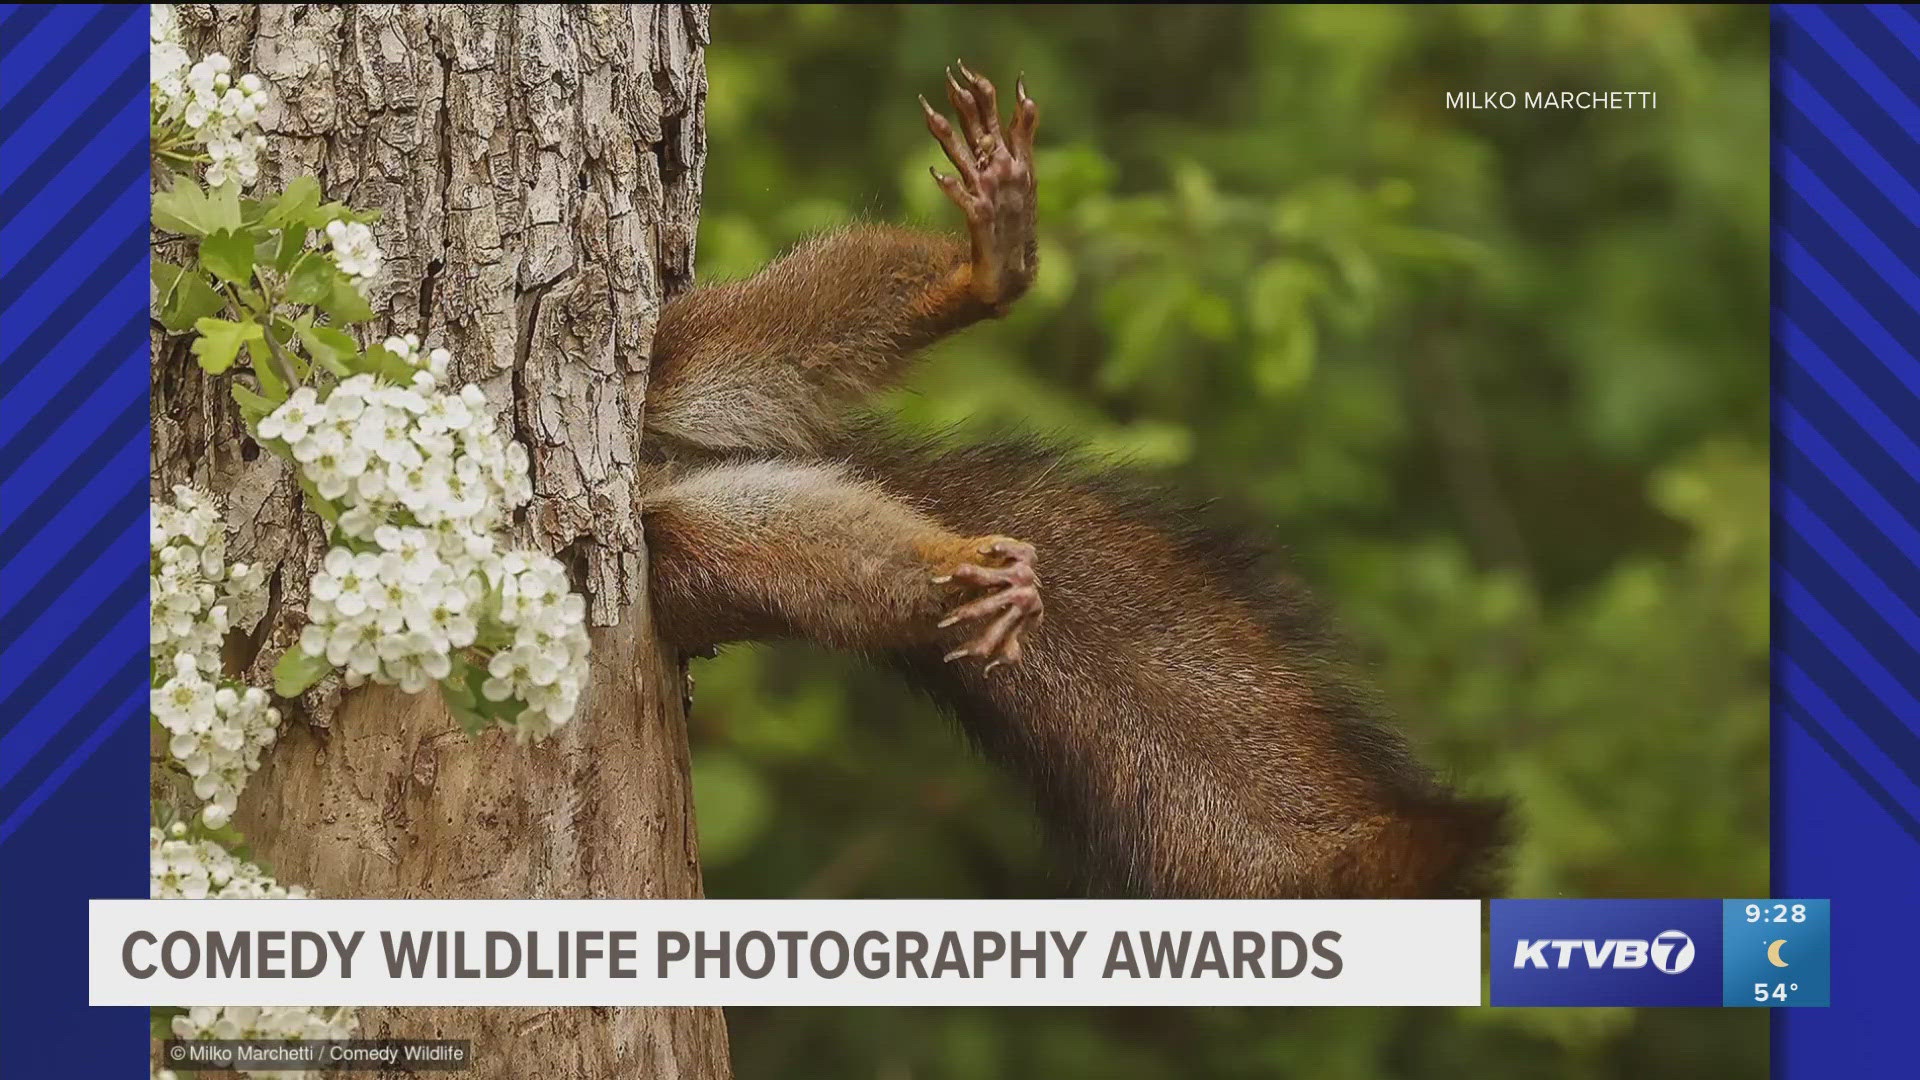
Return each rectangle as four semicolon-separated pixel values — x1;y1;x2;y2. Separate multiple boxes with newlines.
1722;900;1829;1008
1490;900;1725;1007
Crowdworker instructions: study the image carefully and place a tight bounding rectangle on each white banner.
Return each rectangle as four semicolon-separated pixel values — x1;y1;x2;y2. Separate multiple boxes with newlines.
92;899;1482;1007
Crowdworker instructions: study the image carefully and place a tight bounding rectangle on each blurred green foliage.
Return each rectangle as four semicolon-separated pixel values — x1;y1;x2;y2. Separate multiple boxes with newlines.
686;6;1769;1077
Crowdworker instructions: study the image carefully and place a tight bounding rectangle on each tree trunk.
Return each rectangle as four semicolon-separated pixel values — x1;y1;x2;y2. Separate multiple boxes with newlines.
150;5;730;1077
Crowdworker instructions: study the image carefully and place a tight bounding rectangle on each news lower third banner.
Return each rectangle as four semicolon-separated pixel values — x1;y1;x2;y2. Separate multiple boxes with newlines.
92;900;1480;1007
1490;899;1832;1008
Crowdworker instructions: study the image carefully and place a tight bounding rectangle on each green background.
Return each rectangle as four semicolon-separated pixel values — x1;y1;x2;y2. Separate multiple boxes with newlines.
686;6;1769;1077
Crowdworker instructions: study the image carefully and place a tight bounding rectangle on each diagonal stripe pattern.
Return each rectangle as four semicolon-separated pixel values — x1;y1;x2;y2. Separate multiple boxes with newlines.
1774;4;1920;854
0;4;150;1074
0;0;147;837
1773;6;1920;1078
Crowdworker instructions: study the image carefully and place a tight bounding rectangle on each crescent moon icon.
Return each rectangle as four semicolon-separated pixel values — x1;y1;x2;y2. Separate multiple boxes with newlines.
1767;940;1789;968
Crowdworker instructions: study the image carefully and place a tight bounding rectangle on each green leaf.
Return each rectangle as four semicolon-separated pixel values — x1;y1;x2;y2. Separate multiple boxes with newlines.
491;694;529;726
284;253;336;305
151;173;242;237
156;268;226;334
151;1006;186;1043
320;277;377;323
208;180;244;234
152;176;211;236
274;647;333;698
231;382;277;423
296;322;360;376
1253;320;1317;398
232;282;267;311
200;229;256;285
441;659;492;736
254;346;288;401
151;260;188;303
198;816;253;857
274;224;310;274
189;317;264;375
295;474;340;523
270;326;310;381
352;342;419;383
262;175;322;229
161;270;226;330
243;335;300;385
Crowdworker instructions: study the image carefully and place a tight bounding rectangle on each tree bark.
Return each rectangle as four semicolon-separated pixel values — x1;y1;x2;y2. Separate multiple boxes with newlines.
150;6;730;1077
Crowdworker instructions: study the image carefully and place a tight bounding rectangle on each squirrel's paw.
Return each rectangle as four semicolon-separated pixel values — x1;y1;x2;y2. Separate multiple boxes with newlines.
934;537;1043;672
919;63;1038;310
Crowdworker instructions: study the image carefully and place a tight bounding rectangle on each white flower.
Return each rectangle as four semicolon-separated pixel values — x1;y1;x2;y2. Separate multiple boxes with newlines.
258;386;320;443
149;829;355;1077
326;619;384;676
151;40;191;104
306;442;367;501
151;4;181;46
211;318;581;743
324;219;383;285
289;425;343;465
471;551;590;738
418;390;472;434
152;655;215;733
150;483;272;780
152;27;270;190
150;636;281;827
150;7;191;107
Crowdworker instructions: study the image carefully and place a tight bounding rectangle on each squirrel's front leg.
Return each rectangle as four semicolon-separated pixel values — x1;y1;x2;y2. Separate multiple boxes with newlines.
644;64;1039;456
643;461;1042;668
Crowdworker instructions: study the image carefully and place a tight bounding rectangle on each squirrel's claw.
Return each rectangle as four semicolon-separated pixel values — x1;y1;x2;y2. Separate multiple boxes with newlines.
919;63;1038;309
921;94;979;187
938;536;1042;670
1010;75;1038;157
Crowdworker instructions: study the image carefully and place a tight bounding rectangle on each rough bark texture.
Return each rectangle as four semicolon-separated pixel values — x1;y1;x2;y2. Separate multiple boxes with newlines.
149;6;729;1077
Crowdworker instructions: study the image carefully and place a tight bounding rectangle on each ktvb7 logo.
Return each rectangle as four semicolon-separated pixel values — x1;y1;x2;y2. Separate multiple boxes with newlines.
1511;930;1695;974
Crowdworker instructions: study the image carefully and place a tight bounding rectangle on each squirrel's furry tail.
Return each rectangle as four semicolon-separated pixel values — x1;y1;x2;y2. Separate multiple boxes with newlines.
1324;792;1512;899
829;423;1512;899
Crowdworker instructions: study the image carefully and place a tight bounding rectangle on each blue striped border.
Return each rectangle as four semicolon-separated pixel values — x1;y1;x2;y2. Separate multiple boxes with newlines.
0;3;149;1072
1774;5;1920;1076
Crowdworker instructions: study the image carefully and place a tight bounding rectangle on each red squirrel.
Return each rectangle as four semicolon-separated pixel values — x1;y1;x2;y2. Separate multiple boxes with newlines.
637;65;1509;899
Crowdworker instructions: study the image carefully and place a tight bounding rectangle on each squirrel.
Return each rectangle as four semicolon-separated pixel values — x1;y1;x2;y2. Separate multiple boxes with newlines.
634;64;1510;900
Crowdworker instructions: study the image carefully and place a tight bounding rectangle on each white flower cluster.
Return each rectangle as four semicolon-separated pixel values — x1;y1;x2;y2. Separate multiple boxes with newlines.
150;824;355;1076
150;825;307;900
479;551;591;739
152;488;280;828
261;340;530;536
261;341;587;737
325;219;384;286
152;485;268;673
152;655;281;830
149;6;190;103
170;1006;360;1079
150;7;269;189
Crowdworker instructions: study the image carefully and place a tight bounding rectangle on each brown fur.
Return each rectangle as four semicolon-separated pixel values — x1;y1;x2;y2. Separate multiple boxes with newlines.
636;68;1509;898
648;227;989;456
